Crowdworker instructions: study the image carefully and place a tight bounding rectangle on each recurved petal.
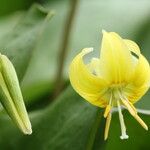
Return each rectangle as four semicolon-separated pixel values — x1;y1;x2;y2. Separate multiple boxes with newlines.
69;48;108;107
124;39;150;87
87;57;101;77
132;54;150;87
100;31;134;84
122;39;150;103
124;83;149;104
124;54;150;103
123;39;140;56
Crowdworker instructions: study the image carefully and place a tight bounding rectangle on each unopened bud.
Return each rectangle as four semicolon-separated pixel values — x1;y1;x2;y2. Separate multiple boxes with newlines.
0;54;32;134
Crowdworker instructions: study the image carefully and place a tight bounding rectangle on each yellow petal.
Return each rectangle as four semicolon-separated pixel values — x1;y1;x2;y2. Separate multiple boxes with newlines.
87;58;101;77
123;39;140;56
133;54;150;87
123;39;150;103
123;39;150;86
123;39;140;71
69;48;108;107
124;54;150;103
124;84;149;104
100;31;134;84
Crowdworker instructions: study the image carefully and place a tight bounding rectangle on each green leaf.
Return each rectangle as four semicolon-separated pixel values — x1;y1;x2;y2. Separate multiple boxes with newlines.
0;87;150;149
105;110;150;150
0;3;54;82
0;12;23;37
0;0;36;16
0;86;106;150
21;0;70;102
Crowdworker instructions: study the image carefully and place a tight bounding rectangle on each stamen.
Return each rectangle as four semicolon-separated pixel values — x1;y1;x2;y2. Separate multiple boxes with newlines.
117;100;129;140
121;99;135;116
104;112;112;140
120;96;148;130
104;105;111;118
118;92;137;115
128;101;137;113
104;93;112;118
134;115;148;130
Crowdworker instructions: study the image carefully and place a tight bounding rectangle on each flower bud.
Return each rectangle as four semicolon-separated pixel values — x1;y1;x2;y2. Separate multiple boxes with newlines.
0;54;32;134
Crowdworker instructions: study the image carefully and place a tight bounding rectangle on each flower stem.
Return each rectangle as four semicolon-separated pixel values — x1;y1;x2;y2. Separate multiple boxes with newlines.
54;0;79;97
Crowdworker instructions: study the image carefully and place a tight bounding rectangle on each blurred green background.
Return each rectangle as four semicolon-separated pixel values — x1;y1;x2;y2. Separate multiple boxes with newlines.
0;0;149;149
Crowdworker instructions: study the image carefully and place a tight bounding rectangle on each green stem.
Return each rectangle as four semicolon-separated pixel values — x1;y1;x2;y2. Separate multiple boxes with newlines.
86;109;106;150
54;0;79;97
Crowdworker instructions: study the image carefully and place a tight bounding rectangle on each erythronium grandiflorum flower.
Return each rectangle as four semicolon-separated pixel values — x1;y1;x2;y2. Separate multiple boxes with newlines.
69;30;150;140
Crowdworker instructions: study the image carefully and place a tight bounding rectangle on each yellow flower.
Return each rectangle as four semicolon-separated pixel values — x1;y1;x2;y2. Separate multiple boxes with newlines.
69;30;150;140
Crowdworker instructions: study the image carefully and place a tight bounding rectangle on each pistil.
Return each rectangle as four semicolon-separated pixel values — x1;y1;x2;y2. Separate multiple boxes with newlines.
117;100;129;139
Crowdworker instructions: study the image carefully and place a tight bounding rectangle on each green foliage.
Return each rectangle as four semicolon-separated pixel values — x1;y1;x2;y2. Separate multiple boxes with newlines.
0;3;54;105
0;87;104;149
0;87;150;149
0;4;54;81
0;0;36;16
105;111;150;150
0;0;149;149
